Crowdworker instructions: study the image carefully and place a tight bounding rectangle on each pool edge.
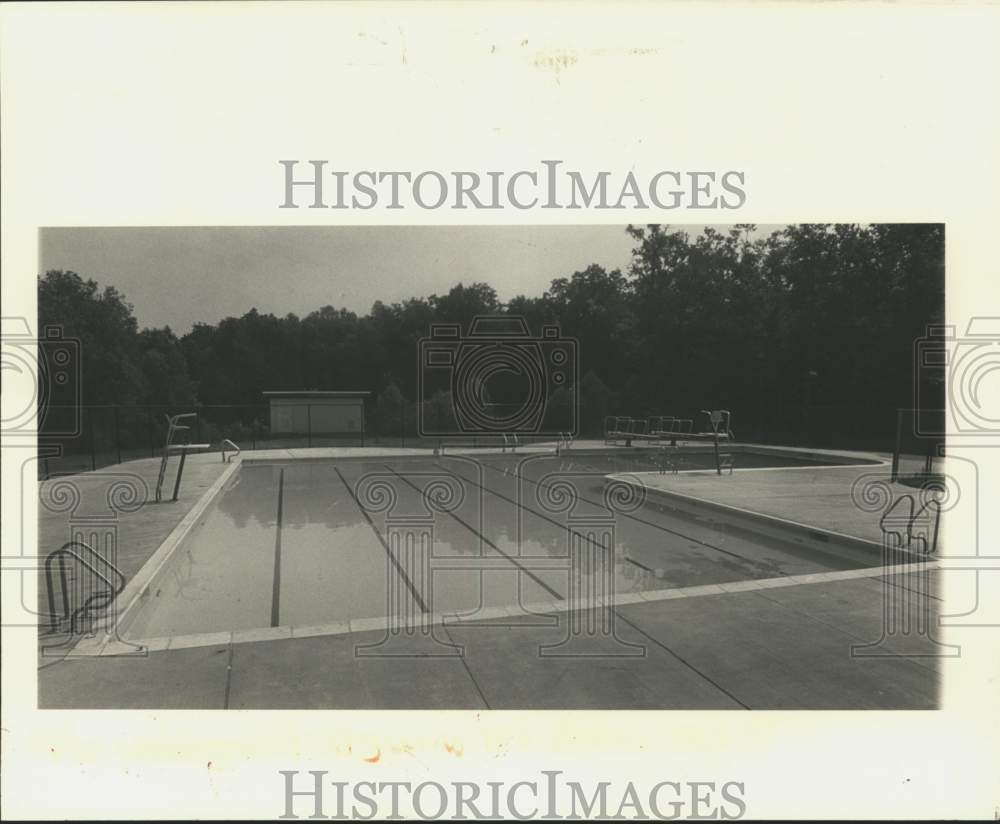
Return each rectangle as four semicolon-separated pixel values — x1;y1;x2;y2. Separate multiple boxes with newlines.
88;457;244;652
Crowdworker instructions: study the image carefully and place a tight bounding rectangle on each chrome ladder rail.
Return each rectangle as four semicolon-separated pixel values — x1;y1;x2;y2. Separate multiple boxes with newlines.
43;540;126;635
221;438;241;463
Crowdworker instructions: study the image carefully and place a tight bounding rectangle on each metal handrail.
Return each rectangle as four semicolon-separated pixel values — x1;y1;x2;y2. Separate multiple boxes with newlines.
44;540;125;633
221;438;241;463
880;493;942;557
555;431;575;454
880;494;916;546
910;498;942;555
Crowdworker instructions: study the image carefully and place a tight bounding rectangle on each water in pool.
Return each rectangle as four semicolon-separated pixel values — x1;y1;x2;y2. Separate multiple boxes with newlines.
122;451;875;639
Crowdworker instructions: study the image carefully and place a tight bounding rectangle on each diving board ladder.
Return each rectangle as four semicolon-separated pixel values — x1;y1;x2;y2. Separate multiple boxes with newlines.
155;413;211;502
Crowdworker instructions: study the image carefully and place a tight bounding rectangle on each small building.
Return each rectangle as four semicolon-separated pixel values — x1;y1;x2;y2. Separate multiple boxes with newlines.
263;390;370;437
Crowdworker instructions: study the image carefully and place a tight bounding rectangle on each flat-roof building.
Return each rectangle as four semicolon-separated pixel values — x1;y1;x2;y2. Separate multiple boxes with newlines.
262;390;370;437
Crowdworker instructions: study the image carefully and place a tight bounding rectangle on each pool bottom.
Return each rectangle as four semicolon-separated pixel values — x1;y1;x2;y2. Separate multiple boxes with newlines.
116;450;891;642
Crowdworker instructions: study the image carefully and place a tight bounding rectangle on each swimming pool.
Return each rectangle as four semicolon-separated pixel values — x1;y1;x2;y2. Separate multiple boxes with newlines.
117;449;887;643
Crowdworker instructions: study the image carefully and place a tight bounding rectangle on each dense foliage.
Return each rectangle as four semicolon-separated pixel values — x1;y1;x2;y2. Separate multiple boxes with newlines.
38;224;943;445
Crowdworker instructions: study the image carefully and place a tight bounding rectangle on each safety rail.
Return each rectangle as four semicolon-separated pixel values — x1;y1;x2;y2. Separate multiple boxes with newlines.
649;416;694;438
606;414;698;446
221;438;241;463
501;433;521;453
43;540;126;634
879;493;941;556
555;431;575;455
700;409;735;440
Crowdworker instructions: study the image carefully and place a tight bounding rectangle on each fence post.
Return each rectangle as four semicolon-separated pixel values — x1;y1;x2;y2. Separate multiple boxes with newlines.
148;407;155;457
400;404;405;449
891;409;902;482
88;410;96;472
114;405;122;465
307;403;312;448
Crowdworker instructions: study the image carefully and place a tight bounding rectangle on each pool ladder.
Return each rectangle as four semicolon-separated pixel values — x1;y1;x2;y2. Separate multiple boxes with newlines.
879;493;941;556
555;432;574;455
43;540;126;635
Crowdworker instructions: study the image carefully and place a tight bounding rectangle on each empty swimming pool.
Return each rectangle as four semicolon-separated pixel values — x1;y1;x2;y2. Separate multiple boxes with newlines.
119;450;885;641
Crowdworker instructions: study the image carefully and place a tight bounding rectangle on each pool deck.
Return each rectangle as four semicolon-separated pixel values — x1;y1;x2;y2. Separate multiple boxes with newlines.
34;442;942;709
612;462;892;546
37;454;230;624
39;570;942;709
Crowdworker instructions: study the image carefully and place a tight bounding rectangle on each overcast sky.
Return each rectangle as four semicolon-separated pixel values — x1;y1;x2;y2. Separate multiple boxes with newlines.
40;225;786;333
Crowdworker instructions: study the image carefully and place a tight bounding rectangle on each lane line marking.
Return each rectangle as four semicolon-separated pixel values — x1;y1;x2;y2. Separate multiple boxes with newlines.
334;466;429;613
385;464;564;602
470;458;764;566
270;467;285;627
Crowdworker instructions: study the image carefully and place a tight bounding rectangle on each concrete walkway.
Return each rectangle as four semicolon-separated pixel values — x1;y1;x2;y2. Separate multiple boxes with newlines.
615;462;897;546
37;454;229;623
39;570;941;709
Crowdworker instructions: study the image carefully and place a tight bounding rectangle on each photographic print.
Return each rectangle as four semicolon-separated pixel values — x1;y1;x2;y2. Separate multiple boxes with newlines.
2;3;998;821
31;223;947;712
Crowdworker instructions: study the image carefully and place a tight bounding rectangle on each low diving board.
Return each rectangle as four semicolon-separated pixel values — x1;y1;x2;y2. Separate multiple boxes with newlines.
155;413;212;503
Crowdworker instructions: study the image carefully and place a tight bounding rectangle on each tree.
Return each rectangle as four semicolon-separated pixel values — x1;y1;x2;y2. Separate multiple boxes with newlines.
39;223;944;452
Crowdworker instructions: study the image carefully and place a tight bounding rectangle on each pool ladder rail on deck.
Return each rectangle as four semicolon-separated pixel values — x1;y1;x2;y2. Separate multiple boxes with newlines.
43;540;126;636
879;492;942;557
221;438;241;463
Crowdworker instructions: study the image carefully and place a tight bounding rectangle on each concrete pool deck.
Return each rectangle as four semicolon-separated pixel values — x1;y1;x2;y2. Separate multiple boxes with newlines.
36;454;231;625
613;463;893;546
34;442;941;708
39;570;942;709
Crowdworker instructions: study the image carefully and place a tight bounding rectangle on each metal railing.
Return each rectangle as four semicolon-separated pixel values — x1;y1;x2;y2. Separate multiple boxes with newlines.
43;540;126;635
221;438;241;463
34;401;911;478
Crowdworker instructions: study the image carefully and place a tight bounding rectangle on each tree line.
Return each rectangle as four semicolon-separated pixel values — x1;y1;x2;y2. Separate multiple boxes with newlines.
38;224;943;446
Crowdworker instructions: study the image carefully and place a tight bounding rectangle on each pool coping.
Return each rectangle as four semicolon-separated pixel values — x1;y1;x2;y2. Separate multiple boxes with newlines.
608;472;890;558
69;457;243;656
70;559;939;656
66;442;894;659
238;442;888;467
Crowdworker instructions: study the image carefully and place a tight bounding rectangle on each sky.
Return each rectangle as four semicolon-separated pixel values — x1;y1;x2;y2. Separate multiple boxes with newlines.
39;224;786;333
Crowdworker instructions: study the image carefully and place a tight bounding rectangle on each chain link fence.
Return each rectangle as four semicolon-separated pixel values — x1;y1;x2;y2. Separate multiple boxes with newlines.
36;401;927;479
